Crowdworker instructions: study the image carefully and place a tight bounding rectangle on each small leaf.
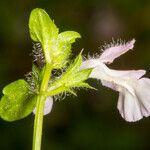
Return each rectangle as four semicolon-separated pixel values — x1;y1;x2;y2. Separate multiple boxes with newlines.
29;8;58;63
58;31;81;43
52;31;81;69
0;80;36;121
29;8;58;43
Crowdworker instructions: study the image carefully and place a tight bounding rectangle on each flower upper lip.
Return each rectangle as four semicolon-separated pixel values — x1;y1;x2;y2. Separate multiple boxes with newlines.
99;39;136;64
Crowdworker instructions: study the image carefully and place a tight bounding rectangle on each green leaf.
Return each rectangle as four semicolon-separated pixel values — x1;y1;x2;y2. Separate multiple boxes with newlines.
29;8;58;63
58;31;81;43
51;31;81;69
0;80;36;121
29;8;58;43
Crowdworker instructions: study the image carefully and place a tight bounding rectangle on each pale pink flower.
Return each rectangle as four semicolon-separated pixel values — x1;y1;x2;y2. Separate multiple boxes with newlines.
81;39;150;122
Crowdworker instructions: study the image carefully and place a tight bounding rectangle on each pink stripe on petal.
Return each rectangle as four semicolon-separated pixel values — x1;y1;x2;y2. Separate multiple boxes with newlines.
99;39;135;64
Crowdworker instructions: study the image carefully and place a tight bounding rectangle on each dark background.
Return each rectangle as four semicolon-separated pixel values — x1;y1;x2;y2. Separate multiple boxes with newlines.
0;0;150;149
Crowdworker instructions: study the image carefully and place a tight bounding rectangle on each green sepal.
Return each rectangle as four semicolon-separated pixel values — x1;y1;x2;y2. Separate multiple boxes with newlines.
65;68;92;87
47;53;94;97
32;64;40;92
48;86;77;97
64;52;82;74
26;64;41;94
0;79;36;122
66;89;77;96
72;82;96;90
32;64;40;76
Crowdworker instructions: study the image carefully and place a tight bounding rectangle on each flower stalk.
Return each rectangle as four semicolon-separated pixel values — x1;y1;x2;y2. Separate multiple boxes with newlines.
32;64;52;150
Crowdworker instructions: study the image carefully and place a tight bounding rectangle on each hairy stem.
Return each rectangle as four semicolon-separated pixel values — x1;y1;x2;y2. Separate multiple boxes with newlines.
32;64;52;150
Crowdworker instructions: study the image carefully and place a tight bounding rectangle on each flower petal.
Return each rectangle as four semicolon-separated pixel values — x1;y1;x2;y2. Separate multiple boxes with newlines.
135;78;150;116
90;65;150;122
117;90;143;122
99;39;135;64
82;59;150;122
80;59;102;70
33;96;53;115
107;69;146;79
81;58;145;80
117;78;150;122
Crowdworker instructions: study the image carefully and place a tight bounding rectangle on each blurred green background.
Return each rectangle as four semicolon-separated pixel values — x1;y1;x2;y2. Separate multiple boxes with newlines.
0;0;150;149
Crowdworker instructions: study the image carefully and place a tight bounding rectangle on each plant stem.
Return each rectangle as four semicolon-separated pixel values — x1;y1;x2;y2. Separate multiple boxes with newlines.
32;94;45;150
32;64;52;150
